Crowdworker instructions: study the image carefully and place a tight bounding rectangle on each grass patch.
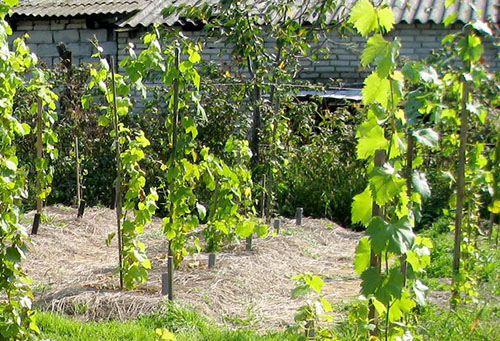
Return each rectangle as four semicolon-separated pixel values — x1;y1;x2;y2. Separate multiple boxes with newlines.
37;303;288;341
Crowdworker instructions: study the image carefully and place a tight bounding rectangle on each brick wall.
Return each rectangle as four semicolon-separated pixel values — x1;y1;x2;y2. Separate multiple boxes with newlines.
9;18;116;66
10;18;500;86
118;23;499;87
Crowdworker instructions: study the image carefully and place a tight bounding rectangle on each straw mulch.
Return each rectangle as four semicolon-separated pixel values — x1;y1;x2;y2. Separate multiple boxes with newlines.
22;206;361;330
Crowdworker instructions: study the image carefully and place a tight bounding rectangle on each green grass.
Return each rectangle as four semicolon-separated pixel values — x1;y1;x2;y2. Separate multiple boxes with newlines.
36;303;289;341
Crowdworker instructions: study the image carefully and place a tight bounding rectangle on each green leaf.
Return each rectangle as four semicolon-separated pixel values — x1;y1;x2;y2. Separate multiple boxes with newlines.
413;279;428;305
377;7;395;33
366;217;415;254
443;12;457;26
105;232;116;246
235;220;255;238
196;203;206;220
413;128;438;147
188;50;201;63
291;285;310;298
445;0;456;7
97;115;110;127
412;171;431;199
369;164;405;206
4;0;19;7
352;187;373;226
310;275;324;294
361;34;398;78
361;267;383;296
349;0;377;37
354;237;371;275
6;246;22;262
321;297;333;312
356;124;388;159
363;72;391;107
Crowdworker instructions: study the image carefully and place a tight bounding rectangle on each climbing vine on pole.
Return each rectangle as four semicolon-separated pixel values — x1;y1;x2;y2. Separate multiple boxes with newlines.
349;1;433;339
0;0;40;338
83;47;158;289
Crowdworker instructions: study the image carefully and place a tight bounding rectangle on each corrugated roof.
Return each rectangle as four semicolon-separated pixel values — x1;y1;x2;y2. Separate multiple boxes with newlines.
11;1;499;26
120;0;499;27
13;0;145;18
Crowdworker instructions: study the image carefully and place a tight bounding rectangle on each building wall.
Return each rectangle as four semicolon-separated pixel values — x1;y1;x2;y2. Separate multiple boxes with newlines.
9;17;117;66
9;17;500;87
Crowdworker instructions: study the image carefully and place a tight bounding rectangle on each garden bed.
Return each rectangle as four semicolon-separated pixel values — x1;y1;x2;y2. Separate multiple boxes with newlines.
22;205;361;331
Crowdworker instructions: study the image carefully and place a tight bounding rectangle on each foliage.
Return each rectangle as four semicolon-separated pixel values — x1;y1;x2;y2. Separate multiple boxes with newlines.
276;100;366;226
0;0;40;339
14;61;116;209
120;28;266;266
24;68;59;208
37;305;288;341
403;17;499;304
84;47;158;289
349;0;435;338
288;273;335;340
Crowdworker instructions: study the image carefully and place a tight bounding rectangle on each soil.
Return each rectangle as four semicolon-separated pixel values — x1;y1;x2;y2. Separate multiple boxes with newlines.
22;205;362;331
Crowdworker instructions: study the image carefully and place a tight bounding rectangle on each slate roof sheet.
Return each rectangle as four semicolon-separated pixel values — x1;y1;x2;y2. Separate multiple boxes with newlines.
12;1;500;26
121;0;499;27
13;0;145;17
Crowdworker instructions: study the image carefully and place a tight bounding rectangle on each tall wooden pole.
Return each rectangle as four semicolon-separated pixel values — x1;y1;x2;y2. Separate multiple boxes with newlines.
452;64;470;306
369;149;386;337
110;56;123;290
166;47;181;301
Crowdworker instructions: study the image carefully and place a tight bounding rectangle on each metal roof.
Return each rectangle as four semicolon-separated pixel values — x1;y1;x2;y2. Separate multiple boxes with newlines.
11;1;500;26
13;0;145;18
297;88;362;101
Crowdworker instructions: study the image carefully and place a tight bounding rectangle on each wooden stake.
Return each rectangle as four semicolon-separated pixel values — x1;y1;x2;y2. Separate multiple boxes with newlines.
246;236;253;251
208;253;216;268
452;63;470;306
260;174;266;219
369;149;386;337
75;136;81;206
402;132;414;286
296;207;303;226
77;200;86;218
110;56;123;290
161;272;169;296
167;254;174;300
32;97;43;235
274;219;281;234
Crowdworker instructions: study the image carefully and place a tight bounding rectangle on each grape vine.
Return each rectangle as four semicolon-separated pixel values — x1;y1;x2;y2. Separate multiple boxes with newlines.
0;0;40;338
349;1;433;338
84;46;158;289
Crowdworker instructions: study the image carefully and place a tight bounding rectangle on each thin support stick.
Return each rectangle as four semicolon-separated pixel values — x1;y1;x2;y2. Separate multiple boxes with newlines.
32;97;43;235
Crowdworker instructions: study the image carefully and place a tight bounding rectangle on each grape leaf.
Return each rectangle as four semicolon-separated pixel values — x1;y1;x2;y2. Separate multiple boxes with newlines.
361;34;399;78
366;217;415;254
412;171;431;199
352;186;373;226
377;7;395;33
369;164;405;206
349;0;377;37
357;124;388;159
363;72;391;107
413;128;439;147
361;267;383;296
355;237;371;275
